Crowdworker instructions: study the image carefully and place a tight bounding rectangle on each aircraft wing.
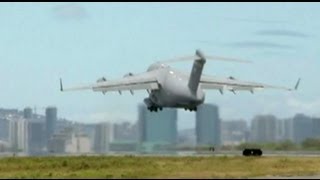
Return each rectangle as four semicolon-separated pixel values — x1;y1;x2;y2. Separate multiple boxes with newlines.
200;74;300;94
60;71;160;93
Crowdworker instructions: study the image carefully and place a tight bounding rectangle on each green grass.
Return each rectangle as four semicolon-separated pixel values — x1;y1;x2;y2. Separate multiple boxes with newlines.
0;155;319;178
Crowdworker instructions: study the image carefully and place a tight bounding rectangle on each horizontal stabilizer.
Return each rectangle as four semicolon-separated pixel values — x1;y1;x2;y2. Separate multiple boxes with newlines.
157;49;252;64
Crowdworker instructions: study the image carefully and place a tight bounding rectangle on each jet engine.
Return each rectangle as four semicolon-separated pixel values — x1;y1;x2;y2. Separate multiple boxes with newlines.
97;77;107;95
123;72;134;78
97;77;107;83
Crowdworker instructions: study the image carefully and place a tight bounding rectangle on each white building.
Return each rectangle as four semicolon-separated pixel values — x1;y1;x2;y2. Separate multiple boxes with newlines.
8;117;28;153
48;127;91;154
93;122;114;153
65;133;91;154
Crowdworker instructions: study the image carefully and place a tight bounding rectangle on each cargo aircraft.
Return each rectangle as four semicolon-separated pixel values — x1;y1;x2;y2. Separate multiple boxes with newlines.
60;49;300;112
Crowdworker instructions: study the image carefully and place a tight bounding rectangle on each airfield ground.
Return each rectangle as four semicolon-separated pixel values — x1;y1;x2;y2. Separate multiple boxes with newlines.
0;155;320;178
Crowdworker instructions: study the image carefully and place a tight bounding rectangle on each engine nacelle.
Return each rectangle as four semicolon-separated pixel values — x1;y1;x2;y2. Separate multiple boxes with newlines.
97;77;107;83
123;72;134;78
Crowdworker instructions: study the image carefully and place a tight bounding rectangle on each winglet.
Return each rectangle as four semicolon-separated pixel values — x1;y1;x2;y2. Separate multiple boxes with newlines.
60;78;64;92
294;78;301;91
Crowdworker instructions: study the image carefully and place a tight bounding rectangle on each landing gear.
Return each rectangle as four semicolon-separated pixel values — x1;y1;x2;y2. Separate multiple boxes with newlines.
184;107;197;111
242;149;263;156
148;106;163;112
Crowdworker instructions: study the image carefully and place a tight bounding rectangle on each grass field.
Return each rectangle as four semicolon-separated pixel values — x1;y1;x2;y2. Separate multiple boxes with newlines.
0;155;320;178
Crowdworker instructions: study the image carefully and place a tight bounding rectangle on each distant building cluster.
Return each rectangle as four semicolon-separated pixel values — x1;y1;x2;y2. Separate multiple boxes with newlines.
0;103;319;156
246;114;320;144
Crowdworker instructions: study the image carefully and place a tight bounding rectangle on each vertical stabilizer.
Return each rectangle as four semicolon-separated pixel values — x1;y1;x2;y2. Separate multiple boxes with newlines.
188;50;206;93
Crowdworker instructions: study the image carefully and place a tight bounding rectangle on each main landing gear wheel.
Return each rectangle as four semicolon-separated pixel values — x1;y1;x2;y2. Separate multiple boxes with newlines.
242;149;263;156
184;107;197;112
148;106;163;112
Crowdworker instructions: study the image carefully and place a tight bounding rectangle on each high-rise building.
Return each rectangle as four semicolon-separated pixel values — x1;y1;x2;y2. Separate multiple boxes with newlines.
46;106;57;142
312;118;320;138
23;107;33;119
65;133;91;154
250;115;277;143
93;122;114;153
27;119;46;155
113;121;138;142
283;118;293;141
47;127;77;154
178;128;196;146
47;134;67;154
81;123;96;150
221;120;247;145
138;104;177;145
292;114;313;143
9;118;28;152
0;118;9;141
0;109;18;117
276;119;286;141
55;119;73;134
195;104;221;146
8;119;18;151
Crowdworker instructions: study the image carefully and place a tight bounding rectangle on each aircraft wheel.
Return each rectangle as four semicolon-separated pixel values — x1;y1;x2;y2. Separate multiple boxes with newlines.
243;149;253;156
148;106;155;112
254;149;263;156
242;149;250;156
252;150;258;156
243;149;263;156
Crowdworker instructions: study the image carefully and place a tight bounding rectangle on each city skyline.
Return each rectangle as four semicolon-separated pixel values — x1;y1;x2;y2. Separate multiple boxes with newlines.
2;104;319;132
0;3;319;130
1;104;320;156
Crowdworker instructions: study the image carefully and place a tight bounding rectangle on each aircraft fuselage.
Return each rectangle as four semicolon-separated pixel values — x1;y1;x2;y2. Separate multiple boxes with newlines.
144;66;205;111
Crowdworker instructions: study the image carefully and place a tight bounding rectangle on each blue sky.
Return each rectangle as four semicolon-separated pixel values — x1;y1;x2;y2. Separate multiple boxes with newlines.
0;2;319;130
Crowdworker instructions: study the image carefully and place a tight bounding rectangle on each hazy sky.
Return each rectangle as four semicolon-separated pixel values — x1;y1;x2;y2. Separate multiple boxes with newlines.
0;2;319;130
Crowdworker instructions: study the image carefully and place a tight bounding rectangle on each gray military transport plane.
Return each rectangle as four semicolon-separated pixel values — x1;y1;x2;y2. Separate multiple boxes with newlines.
60;49;300;112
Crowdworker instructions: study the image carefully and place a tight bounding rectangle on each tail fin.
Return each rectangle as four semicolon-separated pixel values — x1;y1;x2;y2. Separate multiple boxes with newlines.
188;50;206;93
